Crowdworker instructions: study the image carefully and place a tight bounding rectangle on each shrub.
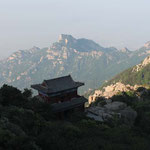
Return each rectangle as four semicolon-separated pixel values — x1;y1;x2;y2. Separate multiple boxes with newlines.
0;84;27;106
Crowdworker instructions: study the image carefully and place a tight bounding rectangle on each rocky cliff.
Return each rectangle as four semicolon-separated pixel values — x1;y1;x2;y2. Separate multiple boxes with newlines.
89;55;150;104
0;34;150;93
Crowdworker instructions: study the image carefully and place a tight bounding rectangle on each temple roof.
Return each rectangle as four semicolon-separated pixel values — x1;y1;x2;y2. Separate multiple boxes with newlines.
31;75;84;94
51;96;87;113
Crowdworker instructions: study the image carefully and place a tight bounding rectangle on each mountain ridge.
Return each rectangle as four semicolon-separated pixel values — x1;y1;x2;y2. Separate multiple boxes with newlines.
1;34;150;94
101;55;150;88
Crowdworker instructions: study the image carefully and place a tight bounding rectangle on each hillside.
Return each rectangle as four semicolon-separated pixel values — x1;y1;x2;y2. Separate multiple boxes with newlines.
88;55;150;105
1;35;150;94
1;84;150;149
101;55;150;88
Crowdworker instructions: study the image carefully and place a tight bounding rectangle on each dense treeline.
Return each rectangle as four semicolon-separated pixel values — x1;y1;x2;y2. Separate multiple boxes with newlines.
0;85;150;150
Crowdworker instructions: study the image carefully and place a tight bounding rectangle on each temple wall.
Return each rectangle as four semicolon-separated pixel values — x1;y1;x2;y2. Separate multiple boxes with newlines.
39;90;79;103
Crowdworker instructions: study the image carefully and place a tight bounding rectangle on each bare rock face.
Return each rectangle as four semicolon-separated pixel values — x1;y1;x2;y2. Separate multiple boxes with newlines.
104;101;127;112
132;55;150;72
142;55;150;66
89;90;102;104
86;101;137;125
58;34;77;45
88;82;140;104
120;47;130;53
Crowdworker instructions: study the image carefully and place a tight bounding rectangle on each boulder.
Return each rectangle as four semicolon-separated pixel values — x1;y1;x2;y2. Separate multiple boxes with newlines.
106;99;112;104
86;113;103;122
105;86;114;92
86;101;137;125
88;82;143;104
120;106;137;125
104;102;127;112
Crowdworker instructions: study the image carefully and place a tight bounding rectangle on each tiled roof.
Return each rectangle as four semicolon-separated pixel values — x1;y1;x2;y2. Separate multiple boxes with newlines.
31;75;84;94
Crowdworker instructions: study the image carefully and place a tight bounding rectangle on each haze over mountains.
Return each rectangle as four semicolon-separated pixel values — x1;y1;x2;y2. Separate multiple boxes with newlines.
88;55;150;105
102;55;150;89
1;34;150;94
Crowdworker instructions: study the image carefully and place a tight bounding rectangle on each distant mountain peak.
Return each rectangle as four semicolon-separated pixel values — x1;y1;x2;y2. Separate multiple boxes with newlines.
1;35;150;95
58;34;77;45
31;46;40;50
52;34;103;52
144;41;150;49
29;46;40;52
120;47;130;53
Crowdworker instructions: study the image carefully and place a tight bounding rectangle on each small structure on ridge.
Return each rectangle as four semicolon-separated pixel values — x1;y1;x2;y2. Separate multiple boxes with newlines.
31;75;87;117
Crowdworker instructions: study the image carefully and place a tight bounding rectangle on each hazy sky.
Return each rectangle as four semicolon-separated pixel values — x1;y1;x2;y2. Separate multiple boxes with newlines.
0;0;150;59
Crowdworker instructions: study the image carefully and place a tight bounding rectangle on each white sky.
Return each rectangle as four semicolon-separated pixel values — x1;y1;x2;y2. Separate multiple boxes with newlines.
0;0;150;59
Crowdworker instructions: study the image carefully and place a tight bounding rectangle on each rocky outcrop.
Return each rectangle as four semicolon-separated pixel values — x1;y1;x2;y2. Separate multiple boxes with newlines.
104;101;127;111
88;55;150;105
120;47;130;53
86;101;137;125
58;34;77;45
1;35;150;94
132;55;150;72
88;82;140;104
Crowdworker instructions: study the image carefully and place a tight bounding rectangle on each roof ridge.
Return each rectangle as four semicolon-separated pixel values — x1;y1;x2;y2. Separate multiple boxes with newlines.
44;74;71;82
31;75;84;94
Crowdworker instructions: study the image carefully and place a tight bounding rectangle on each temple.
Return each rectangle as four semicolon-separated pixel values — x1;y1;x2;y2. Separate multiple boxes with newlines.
31;75;87;116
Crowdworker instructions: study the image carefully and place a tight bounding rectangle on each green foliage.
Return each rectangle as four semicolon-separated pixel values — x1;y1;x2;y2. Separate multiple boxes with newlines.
0;84;150;149
106;114;124;128
23;88;32;98
101;63;150;90
133;101;150;134
0;127;40;150
0;38;149;95
24;97;55;120
111;91;137;106
0;84;27;106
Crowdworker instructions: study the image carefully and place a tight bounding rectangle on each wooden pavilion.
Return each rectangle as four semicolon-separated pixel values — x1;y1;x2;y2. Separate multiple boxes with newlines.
31;75;87;117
